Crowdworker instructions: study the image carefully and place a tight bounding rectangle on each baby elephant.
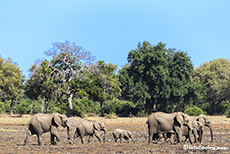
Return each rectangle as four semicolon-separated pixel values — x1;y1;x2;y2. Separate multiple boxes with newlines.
112;129;134;143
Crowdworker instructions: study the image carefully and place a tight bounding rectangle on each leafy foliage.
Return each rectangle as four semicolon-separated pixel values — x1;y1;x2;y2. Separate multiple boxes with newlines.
195;58;230;114
184;106;203;116
119;41;194;113
0;57;24;114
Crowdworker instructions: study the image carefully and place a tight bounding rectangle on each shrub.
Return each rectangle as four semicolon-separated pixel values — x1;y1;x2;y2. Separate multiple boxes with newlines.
225;110;230;118
70;98;100;117
199;102;213;115
184;106;203;116
0;102;5;113
104;100;136;117
15;99;32;114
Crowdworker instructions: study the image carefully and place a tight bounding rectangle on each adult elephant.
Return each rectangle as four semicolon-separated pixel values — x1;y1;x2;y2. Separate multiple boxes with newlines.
73;120;106;143
24;113;70;145
146;112;193;144
196;115;213;142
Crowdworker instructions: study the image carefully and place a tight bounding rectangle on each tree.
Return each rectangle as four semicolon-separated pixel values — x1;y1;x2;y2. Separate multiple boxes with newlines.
195;58;230;114
0;57;24;115
119;41;194;113
25;60;57;113
167;51;194;111
44;40;96;111
86;61;121;116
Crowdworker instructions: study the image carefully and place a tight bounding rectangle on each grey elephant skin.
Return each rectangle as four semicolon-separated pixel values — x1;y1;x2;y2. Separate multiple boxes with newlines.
112;129;134;143
146;112;192;144
180;120;203;143
196;115;213;142
73;120;106;143
24;113;69;145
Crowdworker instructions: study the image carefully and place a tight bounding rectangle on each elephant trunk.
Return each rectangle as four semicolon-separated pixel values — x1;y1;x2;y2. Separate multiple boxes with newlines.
103;130;106;143
208;124;213;142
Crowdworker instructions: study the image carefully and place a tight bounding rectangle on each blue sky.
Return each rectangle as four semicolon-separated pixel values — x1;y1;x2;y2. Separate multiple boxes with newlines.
0;0;229;78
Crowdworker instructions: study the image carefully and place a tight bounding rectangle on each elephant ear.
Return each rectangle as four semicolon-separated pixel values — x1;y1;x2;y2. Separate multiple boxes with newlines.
93;122;100;131
192;121;201;130
197;115;206;124
174;112;184;127
127;131;132;137
53;113;62;127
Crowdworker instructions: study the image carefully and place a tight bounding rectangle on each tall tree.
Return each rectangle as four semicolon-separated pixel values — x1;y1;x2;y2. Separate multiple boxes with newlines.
86;61;121;116
195;58;230;114
25;60;57;113
44;40;96;111
119;41;194;112
0;57;24;115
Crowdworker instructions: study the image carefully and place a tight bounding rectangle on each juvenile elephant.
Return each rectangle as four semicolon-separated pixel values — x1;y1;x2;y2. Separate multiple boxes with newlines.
73;120;106;143
181;120;203;143
24;113;70;145
146;112;193;144
112;129;134;143
196;115;213;142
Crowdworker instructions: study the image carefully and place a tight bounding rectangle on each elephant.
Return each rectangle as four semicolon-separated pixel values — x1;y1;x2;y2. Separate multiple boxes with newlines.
146;112;193;144
112;129;134;143
73;120;106;143
180;120;203;143
196;115;213;142
24;113;70;145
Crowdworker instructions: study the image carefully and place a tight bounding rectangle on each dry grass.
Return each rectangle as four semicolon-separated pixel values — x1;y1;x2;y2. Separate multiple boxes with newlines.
0;114;229;154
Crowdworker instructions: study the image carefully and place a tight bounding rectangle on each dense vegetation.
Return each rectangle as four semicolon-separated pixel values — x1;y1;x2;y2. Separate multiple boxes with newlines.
0;41;230;117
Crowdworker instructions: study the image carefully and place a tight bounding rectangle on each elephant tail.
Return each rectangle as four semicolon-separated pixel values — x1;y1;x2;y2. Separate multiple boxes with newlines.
144;120;148;140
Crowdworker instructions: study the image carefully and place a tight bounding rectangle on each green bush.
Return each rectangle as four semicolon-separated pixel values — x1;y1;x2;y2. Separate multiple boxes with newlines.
199;102;213;115
184;106;203;116
15;99;32;114
70;98;100;117
0;102;5;113
32;100;42;114
225;110;230;118
105;100;136;117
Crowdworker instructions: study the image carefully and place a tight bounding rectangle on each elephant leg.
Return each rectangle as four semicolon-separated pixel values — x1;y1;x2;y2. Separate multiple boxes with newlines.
51;134;57;145
112;133;117;142
199;129;203;142
80;136;85;143
124;136;129;143
24;130;31;145
37;134;43;146
50;127;60;144
175;127;182;144
94;131;101;142
148;127;156;144
88;134;93;143
119;134;123;143
73;129;78;140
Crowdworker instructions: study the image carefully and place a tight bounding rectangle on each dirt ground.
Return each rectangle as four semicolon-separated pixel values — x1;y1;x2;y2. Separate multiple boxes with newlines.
0;114;229;154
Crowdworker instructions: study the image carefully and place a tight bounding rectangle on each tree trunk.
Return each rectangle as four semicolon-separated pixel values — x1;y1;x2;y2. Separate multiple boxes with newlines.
67;93;73;111
101;100;105;117
41;97;45;113
45;100;51;114
213;99;219;114
152;98;157;112
10;101;14;115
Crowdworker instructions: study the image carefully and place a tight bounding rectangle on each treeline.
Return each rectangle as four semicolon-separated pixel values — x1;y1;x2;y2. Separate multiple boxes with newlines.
0;41;230;117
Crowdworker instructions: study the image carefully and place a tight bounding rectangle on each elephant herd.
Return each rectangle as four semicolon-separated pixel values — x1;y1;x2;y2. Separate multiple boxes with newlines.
23;112;213;146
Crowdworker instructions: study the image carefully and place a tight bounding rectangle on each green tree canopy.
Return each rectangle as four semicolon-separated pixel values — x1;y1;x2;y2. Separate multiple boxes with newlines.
0;57;24;114
119;41;194;113
195;58;230;114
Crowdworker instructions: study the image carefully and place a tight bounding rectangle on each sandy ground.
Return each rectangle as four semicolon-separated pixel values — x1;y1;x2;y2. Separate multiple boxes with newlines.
0;114;229;154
